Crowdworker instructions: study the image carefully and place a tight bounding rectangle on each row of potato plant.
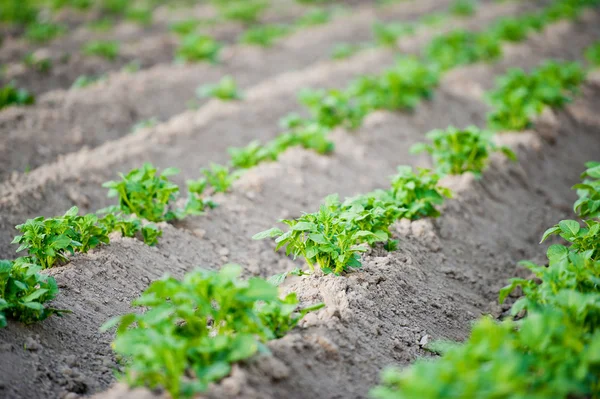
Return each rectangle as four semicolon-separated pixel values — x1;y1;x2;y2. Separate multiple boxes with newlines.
1;0;594;329
371;161;600;398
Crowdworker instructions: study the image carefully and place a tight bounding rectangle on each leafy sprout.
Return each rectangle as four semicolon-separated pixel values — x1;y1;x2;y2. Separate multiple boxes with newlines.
81;40;120;61
410;126;516;178
196;76;244;100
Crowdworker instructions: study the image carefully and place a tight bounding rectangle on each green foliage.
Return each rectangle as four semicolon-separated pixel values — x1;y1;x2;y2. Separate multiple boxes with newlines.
170;19;200;36
98;213;162;246
410;126;516;177
573;162;600;219
25;22;66;43
372;21;414;47
296;8;331;27
487;61;586;131
0;83;35;109
71;75;105;89
0;258;62;328
425;30;501;71
253;195;373;275
228;141;276;169
370;307;600;399
255;168;451;274
490;16;539;43
196;76;243;100
126;7;153;26
82;40;120;61
389;166;451;219
349;57;440;111
585;42;600;67
102;163;184;222
176;34;221;63
371;154;600;399
23;53;53;73
331;43;361;60
299;88;367;130
239;24;291;47
201;163;242;193
540;219;600;261
450;0;476;16
12;207;109;269
214;0;267;23
0;0;38;25
103;264;321;397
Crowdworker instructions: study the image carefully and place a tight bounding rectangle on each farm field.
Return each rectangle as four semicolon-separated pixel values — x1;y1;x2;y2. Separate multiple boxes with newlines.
1;0;600;398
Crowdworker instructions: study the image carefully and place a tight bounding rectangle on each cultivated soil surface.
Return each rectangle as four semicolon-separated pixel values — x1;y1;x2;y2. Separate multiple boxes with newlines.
1;1;599;398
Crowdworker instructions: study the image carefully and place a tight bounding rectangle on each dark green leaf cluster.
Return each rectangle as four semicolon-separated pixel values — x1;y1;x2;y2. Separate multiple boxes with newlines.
0;83;35;110
176;34;221;63
574;161;600;219
489;15;543;43
254;167;451;274
487;61;586;131
0;258;63;328
81;40;120;61
103;163;183;222
410;126;516;178
103;264;322;397
371;161;600;399
196;76;244;101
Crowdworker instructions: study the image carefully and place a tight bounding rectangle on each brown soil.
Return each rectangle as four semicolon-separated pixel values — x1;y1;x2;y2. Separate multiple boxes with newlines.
0;3;599;399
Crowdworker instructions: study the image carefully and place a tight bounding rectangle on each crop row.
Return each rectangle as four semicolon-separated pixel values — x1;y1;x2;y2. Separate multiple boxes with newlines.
370;159;600;398
1;0;599;397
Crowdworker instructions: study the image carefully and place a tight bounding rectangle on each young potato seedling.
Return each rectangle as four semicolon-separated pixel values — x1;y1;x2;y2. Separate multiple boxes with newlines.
410;126;516;178
573;161;600;219
372;21;414;47
196;76;243;100
487;61;586;131
450;0;476;16
176;34;221;63
102;163;184;222
239;24;291;47
425;29;502;71
0;83;35;109
214;0;268;23
585;42;600;67
299;88;368;130
0;258;63;328
82;40;120;61
102;264;322;397
200;163;243;193
25;22;66;43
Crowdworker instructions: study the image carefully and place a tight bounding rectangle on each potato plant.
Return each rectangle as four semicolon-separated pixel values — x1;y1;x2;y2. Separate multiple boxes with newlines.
349;57;440;111
102;163;184;222
176;34;221;63
425;30;501;71
299;88;368;130
487;61;586;131
239;24;291;47
0;258;63;328
255;167;451;274
0;83;35;110
196;76;244;101
371;158;600;399
573;161;600;219
372;21;414;47
81;40;120;61
102;264;322;397
410;126;516;177
585;42;600;67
